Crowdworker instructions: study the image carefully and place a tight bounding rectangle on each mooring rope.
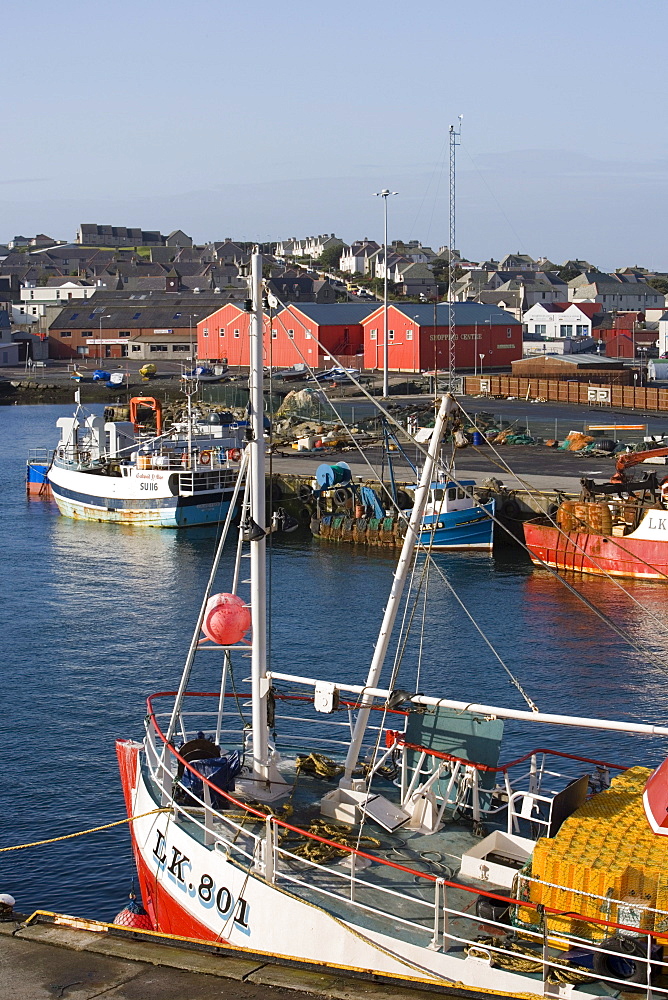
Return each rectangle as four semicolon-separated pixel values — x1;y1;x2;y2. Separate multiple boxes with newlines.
0;809;170;853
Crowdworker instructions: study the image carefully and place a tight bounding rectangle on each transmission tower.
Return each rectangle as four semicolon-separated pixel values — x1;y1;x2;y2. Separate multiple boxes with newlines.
448;117;462;389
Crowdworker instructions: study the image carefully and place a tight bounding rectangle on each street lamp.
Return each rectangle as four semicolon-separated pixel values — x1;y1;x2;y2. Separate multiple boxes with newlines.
374;188;398;396
479;353;485;375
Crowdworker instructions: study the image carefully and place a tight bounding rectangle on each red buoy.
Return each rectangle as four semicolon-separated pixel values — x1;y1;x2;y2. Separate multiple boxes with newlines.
113;893;153;930
203;593;251;645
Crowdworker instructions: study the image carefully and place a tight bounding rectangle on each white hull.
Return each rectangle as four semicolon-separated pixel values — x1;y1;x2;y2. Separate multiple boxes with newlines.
128;759;599;997
48;464;237;528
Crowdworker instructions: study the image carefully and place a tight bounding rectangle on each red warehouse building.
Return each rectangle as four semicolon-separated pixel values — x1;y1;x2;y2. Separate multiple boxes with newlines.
197;303;372;367
362;303;522;372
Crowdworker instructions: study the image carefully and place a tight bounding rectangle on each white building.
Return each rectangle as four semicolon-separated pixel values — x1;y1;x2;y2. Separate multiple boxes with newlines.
657;313;668;356
275;235;346;260
523;302;596;339
568;272;664;312
19;279;96;321
339;240;381;275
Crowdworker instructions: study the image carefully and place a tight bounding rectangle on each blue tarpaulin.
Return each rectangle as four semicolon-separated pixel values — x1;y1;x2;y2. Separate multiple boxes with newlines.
181;751;243;808
360;486;384;519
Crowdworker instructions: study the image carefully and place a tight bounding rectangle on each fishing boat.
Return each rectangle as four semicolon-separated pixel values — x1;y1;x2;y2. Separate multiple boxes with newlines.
311;462;494;551
117;253;668;997
524;446;668;580
182;365;230;384
30;391;245;527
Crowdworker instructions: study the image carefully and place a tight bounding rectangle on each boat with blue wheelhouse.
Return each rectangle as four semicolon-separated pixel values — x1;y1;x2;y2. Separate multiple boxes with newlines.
311;466;495;552
420;478;494;550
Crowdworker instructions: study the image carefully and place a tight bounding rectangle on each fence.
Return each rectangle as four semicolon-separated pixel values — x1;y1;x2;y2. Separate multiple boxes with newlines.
464;375;668;413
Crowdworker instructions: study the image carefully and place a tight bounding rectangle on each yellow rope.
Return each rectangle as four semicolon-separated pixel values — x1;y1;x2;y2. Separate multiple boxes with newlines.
465;937;593;985
0;809;170;853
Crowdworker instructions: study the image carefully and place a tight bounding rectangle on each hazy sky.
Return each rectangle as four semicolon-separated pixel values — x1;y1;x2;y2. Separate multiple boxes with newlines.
3;0;667;270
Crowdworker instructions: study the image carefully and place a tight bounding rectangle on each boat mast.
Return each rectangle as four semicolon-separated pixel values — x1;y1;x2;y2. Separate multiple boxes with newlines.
341;393;454;786
247;251;286;798
249;251;269;782
187;388;193;468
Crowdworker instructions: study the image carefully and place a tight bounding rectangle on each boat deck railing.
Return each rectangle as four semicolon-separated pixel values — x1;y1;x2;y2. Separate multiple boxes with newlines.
142;691;668;998
153;686;626;830
27;448;54;464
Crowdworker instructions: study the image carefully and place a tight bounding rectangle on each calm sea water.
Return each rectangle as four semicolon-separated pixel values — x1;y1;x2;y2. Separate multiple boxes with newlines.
2;403;667;920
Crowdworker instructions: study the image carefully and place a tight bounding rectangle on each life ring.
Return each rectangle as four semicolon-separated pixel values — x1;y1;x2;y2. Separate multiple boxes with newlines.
661;477;668;505
200;450;212;466
227;448;241;462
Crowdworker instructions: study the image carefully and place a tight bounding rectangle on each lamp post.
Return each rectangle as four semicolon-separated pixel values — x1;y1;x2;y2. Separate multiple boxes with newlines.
479;353;485;375
374;188;398;396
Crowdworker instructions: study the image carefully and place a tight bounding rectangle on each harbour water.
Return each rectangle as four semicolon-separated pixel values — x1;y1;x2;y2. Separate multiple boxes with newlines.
2;403;668;922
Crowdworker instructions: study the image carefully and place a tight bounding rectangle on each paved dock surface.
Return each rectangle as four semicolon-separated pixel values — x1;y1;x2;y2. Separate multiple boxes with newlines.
269;442;618;495
0;918;454;1000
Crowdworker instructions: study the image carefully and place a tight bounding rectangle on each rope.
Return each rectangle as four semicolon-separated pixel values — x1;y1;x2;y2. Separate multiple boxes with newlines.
218;791;379;865
280;818;381;864
295;753;344;779
465;936;593;985
0;808;170;853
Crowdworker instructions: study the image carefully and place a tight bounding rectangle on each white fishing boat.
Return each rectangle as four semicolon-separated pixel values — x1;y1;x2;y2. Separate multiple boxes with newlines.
41;391;245;527
117;253;668;997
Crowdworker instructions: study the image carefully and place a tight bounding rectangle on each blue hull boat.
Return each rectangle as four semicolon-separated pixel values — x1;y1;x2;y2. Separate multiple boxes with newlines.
420;499;495;550
419;479;494;551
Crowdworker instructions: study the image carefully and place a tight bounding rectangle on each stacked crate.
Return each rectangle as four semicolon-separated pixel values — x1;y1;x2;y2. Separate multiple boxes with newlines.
516;768;668;942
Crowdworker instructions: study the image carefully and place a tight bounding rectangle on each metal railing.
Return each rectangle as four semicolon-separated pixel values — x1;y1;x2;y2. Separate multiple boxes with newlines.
140;689;668;997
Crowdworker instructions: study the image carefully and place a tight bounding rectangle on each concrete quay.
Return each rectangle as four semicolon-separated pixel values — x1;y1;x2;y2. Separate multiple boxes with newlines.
270;441;617;497
0;914;474;1000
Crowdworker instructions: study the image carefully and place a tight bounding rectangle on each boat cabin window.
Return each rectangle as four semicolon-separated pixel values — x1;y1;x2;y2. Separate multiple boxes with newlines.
457;488;467;500
448;487;457;501
433;488;444;502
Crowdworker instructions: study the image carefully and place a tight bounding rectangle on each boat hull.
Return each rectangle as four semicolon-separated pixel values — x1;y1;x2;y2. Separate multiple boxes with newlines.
26;461;52;497
48;465;236;528
420;501;495;551
314;501;495;552
523;520;668;580
118;740;579;997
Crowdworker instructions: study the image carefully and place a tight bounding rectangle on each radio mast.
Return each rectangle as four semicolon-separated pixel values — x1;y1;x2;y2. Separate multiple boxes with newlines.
448;117;462;390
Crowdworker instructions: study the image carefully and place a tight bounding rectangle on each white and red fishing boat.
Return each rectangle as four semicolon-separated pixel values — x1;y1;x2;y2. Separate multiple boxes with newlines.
117;253;668;998
524;447;668;580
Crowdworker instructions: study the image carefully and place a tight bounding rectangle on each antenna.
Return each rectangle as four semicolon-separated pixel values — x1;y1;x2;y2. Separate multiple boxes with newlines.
448;118;462;390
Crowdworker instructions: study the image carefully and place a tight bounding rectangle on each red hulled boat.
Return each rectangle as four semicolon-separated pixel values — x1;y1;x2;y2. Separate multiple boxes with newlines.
524;446;668;580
